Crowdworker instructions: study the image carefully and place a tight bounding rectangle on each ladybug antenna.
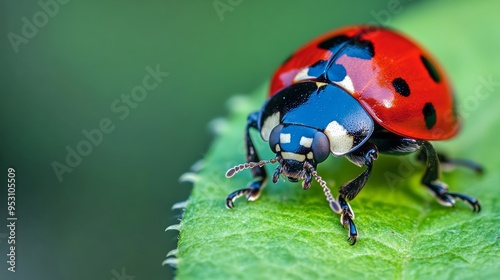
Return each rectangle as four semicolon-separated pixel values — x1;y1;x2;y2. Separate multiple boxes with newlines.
225;156;280;178
304;162;341;213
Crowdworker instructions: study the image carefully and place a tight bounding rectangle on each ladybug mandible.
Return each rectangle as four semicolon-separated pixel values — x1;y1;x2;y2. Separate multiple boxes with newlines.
225;25;482;245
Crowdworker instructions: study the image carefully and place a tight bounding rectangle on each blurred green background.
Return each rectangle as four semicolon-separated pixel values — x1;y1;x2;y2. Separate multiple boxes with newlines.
1;0;475;279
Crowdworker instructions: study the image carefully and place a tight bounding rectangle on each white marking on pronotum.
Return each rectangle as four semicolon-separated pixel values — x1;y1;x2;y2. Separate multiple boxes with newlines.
334;75;355;93
307;152;314;159
299;136;313;148
275;144;281;152
324;121;354;155
261;112;280;141
280;133;291;144
281;152;306;162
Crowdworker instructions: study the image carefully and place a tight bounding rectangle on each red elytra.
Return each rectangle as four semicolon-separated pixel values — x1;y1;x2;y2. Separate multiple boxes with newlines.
269;25;459;140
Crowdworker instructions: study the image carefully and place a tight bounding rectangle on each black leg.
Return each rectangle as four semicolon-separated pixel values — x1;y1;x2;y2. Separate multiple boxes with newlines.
419;141;481;212
226;112;268;208
339;143;378;245
374;136;482;212
417;150;484;174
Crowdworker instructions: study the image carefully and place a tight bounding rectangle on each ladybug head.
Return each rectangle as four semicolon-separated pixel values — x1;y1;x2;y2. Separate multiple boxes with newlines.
267;124;330;188
268;124;330;165
225;124;332;190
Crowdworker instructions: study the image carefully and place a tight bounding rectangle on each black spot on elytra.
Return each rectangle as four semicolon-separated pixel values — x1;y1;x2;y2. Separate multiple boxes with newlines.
349;36;375;59
392;77;410;97
421;55;441;83
318;35;350;51
318;34;374;60
422;102;437;129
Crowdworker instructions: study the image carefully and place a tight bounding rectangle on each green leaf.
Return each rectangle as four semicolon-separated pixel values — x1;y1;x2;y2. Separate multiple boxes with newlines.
174;0;500;279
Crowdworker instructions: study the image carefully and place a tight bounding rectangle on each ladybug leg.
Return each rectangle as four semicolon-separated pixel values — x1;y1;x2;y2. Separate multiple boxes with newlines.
341;143;378;200
226;112;268;209
416;150;484;174
337;196;357;245
419;141;481;212
339;143;379;245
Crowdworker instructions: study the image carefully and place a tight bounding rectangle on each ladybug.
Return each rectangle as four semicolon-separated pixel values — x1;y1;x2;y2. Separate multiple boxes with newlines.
225;25;482;245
